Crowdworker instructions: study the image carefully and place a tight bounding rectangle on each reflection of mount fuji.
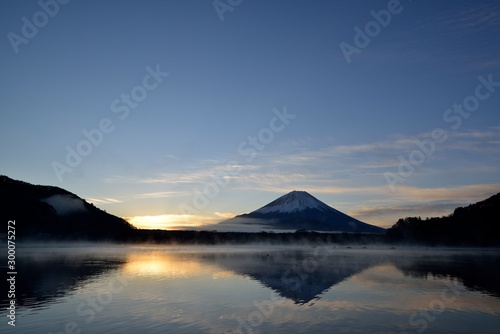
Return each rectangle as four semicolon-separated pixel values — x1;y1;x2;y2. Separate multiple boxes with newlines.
202;250;500;303
202;250;386;304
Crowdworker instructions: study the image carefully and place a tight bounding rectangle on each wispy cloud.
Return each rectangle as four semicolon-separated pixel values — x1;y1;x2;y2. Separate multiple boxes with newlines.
476;58;500;70
166;154;179;160
103;175;139;184
390;183;500;203
357;2;500;67
132;191;180;199
103;128;500;197
348;203;462;228
427;3;500;33
86;197;122;204
86;191;186;204
214;212;236;219
350;203;460;217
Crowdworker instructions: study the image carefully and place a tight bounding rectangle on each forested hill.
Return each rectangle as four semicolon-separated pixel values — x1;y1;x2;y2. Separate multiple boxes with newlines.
0;175;135;240
386;192;500;246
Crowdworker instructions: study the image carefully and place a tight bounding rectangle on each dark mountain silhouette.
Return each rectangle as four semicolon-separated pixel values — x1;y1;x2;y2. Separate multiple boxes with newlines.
218;190;385;234
0;175;135;240
386;192;500;246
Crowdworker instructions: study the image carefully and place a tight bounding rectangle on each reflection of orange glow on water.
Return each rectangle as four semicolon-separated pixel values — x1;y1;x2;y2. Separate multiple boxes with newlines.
212;270;236;280
124;252;207;278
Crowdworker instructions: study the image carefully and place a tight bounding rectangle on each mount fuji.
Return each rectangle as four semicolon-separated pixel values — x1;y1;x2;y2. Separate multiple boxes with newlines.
217;191;385;233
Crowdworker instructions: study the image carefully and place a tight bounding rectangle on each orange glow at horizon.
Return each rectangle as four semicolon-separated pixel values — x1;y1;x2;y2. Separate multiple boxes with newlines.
126;214;208;230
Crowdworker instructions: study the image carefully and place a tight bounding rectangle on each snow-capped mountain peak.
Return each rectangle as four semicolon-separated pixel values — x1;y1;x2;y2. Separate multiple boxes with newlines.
254;190;335;214
218;190;385;233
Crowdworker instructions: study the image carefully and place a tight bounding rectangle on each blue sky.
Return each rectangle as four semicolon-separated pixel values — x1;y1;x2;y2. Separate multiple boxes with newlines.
1;0;500;229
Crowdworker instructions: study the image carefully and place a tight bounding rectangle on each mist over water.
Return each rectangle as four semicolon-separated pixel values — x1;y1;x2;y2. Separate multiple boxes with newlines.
1;244;500;334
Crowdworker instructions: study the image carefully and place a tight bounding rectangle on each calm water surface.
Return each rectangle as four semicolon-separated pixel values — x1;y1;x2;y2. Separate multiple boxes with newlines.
1;245;500;333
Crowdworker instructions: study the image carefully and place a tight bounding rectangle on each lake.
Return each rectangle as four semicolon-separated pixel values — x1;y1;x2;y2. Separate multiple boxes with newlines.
1;244;500;333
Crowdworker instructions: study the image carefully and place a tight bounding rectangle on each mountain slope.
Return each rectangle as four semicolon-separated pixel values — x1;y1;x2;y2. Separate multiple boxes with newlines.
0;175;135;240
218;191;385;233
